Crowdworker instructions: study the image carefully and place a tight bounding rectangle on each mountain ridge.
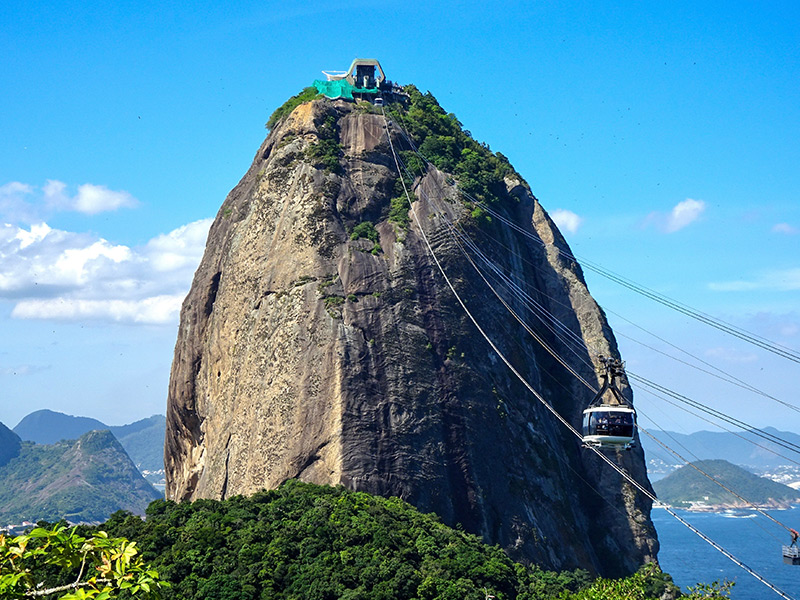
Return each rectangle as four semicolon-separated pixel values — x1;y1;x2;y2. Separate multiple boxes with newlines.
13;409;165;474
653;458;800;509
641;428;800;484
0;427;160;525
164;85;657;576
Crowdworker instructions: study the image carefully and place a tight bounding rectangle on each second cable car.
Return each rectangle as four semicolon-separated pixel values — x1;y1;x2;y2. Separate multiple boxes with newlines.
582;356;636;450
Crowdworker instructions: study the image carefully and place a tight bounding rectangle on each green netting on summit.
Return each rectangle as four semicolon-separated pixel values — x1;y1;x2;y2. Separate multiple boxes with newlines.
313;79;379;100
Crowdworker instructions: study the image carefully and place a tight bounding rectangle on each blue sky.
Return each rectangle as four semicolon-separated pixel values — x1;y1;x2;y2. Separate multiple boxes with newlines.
1;1;798;434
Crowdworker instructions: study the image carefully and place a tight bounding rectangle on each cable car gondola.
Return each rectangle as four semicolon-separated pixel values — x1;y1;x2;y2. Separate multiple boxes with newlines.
582;356;636;450
782;545;800;565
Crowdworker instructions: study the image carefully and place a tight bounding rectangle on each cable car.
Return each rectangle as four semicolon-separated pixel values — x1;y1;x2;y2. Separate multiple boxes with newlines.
784;529;800;565
782;545;800;565
582;356;636;450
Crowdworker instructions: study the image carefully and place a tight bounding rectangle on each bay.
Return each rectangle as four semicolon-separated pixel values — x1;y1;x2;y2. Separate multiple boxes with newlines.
653;506;800;599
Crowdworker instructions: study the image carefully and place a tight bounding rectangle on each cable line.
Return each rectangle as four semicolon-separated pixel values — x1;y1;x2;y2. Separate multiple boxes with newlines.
388;117;800;365
381;108;795;600
636;383;800;468
407;149;800;507
441;205;800;415
390;122;800;462
629;374;800;456
467;198;800;365
638;425;791;535
450;192;791;510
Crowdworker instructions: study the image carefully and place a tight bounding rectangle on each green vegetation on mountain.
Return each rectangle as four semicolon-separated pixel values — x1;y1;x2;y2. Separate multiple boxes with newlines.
266;86;321;130
110;415;166;473
85;480;702;600
0;430;160;525
0;423;21;468
386;85;519;210
12;410;166;474
654;459;800;508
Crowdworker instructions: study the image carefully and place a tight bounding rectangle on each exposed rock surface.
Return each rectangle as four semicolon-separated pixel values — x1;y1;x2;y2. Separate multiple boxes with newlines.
165;96;659;576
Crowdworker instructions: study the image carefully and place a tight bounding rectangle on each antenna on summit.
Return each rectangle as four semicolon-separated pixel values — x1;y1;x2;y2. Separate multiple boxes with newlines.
315;58;406;103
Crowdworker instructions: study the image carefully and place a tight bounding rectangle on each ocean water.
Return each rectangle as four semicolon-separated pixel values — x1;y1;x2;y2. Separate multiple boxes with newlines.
653;506;800;599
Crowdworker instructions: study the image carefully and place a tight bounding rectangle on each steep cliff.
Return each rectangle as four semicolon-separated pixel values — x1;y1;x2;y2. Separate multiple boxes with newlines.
165;87;659;576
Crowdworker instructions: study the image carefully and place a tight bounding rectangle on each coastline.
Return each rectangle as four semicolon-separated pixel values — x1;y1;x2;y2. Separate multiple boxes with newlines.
653;500;800;513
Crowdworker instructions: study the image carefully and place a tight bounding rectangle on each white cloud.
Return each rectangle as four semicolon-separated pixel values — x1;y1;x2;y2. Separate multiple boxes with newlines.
74;183;138;214
551;209;582;234
14;222;52;249
0;218;212;324
0;364;48;376
642;198;706;233
144;219;212;272
704;347;759;364
1;180;138;221
12;296;185;324
42;179;69;210
773;223;798;235
0;182;33;196
746;311;800;341
666;198;705;232
0;182;36;222
709;268;800;292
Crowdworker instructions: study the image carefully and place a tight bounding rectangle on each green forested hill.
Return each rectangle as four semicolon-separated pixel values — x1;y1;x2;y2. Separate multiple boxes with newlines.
13;410;165;473
654;459;800;508
93;480;681;600
109;414;165;472
0;430;160;525
0;422;21;467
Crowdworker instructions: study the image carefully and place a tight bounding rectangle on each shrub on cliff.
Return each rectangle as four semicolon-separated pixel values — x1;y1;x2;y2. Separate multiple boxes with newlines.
387;86;518;208
266;87;321;130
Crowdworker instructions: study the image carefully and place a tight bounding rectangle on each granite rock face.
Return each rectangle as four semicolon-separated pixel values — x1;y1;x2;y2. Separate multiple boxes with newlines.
165;96;658;576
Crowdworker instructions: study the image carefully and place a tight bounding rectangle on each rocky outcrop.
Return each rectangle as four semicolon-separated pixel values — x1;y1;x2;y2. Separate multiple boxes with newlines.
165;96;659;576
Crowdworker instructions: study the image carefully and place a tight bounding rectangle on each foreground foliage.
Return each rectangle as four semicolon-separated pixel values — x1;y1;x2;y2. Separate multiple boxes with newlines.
74;481;725;600
95;481;592;599
9;482;731;599
0;525;165;599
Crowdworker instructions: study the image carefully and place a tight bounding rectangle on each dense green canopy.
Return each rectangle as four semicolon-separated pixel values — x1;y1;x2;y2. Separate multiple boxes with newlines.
83;481;691;600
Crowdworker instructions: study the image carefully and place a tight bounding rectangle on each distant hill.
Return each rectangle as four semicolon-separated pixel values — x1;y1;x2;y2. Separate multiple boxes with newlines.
641;428;800;471
13;409;106;445
109;415;165;473
653;459;800;509
0;428;160;525
13;410;165;473
0;422;22;467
